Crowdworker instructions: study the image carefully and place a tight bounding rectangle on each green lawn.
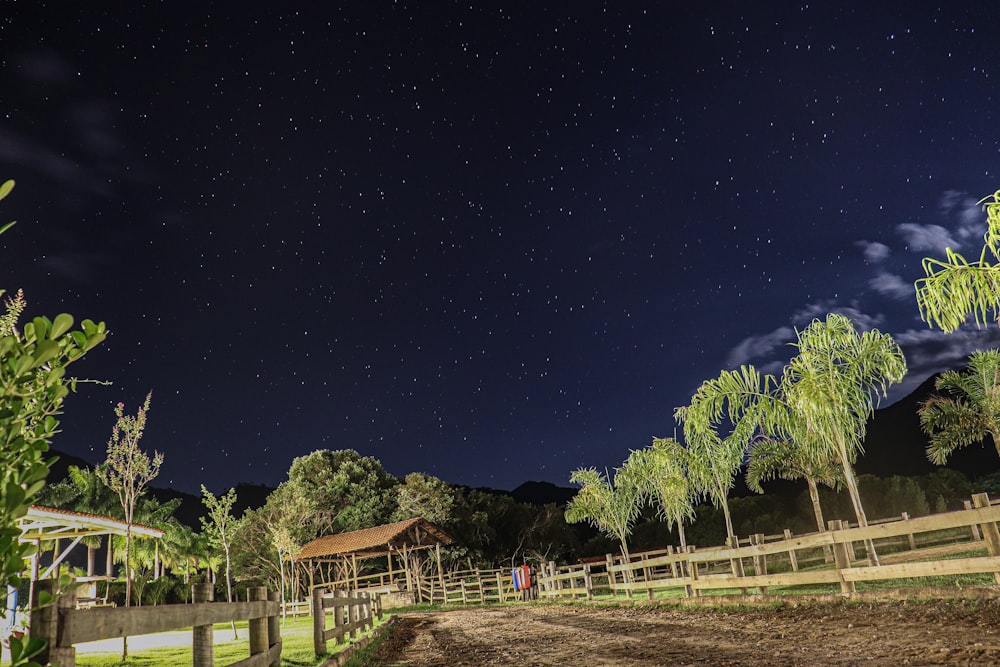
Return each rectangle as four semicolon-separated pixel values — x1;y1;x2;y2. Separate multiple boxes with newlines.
73;614;389;667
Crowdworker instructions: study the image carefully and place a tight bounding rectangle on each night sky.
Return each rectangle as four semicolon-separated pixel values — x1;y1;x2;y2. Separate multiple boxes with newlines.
2;3;999;496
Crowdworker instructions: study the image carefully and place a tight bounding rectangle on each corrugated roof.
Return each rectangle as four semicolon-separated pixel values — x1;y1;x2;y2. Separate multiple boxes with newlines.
295;517;452;560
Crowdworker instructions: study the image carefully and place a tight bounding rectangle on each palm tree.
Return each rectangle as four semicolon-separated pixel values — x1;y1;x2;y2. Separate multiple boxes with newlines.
746;435;844;535
676;365;778;541
780;314;906;565
619;438;695;549
564;467;642;570
916;190;1000;332
919;349;1000;464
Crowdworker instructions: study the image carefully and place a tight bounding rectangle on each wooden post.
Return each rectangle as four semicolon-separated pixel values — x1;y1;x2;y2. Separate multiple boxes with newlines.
901;512;917;550
583;563;594;600
435;543;445;598
31;579;76;667
312;587;326;656
751;534;768;594
972;493;1000;584
828;520;856;594
249;586;269;659
192;582;214;667
604;553;616;593
965;500;982;540
783;529;799;572
685;546;698;598
334;590;346;642
267;590;281;667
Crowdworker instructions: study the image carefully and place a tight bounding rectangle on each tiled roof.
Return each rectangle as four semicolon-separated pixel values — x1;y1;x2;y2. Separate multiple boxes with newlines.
295;517;452;560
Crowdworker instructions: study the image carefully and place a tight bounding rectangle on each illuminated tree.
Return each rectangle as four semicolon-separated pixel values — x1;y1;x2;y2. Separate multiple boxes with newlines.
0;179;107;666
97;393;162;659
619;438;695;548
564;467;642;566
919;349;1000;464
916;190;1000;331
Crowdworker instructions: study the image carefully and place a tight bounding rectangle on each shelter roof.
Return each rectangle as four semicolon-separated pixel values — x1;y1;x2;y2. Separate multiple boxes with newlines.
18;504;164;542
295;517;452;561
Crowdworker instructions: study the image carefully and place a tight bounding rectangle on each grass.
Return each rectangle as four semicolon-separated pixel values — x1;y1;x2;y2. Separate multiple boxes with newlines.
73;614;391;667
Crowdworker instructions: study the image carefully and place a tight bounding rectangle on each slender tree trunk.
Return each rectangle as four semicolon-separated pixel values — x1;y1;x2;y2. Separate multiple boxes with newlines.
806;477;834;563
838;447;879;567
677;522;688;549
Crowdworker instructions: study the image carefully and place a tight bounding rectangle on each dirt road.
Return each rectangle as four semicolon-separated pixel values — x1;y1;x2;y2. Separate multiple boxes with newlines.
367;599;1000;666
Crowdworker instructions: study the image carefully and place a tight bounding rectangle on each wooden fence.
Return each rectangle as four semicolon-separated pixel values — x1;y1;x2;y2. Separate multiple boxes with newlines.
32;582;280;667
536;492;1000;600
311;588;382;657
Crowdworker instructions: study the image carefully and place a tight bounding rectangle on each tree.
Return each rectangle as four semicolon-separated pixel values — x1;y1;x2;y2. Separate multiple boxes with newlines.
0;179;108;666
746;435;843;535
284;449;398;537
391;472;456;525
201;485;239;637
676;365;777;540
619;438;695;549
916;190;1000;332
564;467;642;568
780;314;906;565
919;349;1000;464
96;393;162;660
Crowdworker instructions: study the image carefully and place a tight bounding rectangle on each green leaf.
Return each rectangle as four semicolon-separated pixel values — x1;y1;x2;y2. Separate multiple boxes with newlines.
50;313;73;339
0;220;14;235
32;340;60;368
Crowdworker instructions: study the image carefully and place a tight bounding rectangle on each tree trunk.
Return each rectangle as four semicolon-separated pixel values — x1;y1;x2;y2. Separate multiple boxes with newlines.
839;448;879;567
806;477;834;563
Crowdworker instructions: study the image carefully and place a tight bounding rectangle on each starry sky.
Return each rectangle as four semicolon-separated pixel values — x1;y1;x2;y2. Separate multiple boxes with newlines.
2;3;999;496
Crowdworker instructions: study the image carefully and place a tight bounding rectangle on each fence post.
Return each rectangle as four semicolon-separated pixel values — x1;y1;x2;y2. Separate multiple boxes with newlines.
965;500;982;540
267;590;280;667
901;512;917;550
312;587;326;656
972;493;1000;585
828;519;856;594
605;553;616;593
31;579;76;667
685;546;697;598
783;529;799;572
583;563;594;600
192;582;215;667
249;586;269;659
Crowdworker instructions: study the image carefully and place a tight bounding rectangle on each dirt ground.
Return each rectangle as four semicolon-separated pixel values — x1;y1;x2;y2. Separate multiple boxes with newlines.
366;598;1000;666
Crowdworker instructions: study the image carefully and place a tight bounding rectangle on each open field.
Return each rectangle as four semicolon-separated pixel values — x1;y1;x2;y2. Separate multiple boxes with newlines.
368;600;1000;666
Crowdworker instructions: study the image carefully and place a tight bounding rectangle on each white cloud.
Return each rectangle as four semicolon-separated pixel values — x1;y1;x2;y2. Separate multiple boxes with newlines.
856;240;890;263
886;327;1000;403
725;326;795;368
896;223;959;253
869;272;913;301
939;189;985;242
791;302;884;332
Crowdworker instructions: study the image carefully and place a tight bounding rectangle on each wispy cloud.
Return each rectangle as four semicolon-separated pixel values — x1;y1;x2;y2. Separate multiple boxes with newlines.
896;223;959;253
939;189;985;243
869;272;913;301
887;327;1000;402
725;325;794;368
856;240;890;263
791;302;884;332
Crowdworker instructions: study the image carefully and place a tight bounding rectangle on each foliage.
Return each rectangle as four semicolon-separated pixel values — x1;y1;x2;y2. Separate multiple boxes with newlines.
284;449;398;537
392;472;455;525
200;484;238;603
619;438;695;547
919;349;1000;464
564;467;642;560
916;190;1000;332
0;178;107;666
676;364;777;539
96;392;162;639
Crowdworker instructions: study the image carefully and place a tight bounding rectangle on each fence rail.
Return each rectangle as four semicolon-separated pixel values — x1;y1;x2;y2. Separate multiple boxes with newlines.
535;492;1000;600
32;582;280;667
311;588;382;657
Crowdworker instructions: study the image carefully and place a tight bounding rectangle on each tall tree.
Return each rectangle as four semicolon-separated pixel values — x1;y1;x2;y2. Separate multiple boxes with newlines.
676;365;777;540
201;485;239;637
619;438;695;549
919;349;1000;464
96;393;162;660
780;314;906;565
391;472;456;525
564;467;642;568
746;436;844;535
916;190;1000;332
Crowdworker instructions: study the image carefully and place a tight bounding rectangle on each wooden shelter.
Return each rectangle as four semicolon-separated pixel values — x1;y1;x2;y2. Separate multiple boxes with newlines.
294;517;452;599
17;504;164;607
